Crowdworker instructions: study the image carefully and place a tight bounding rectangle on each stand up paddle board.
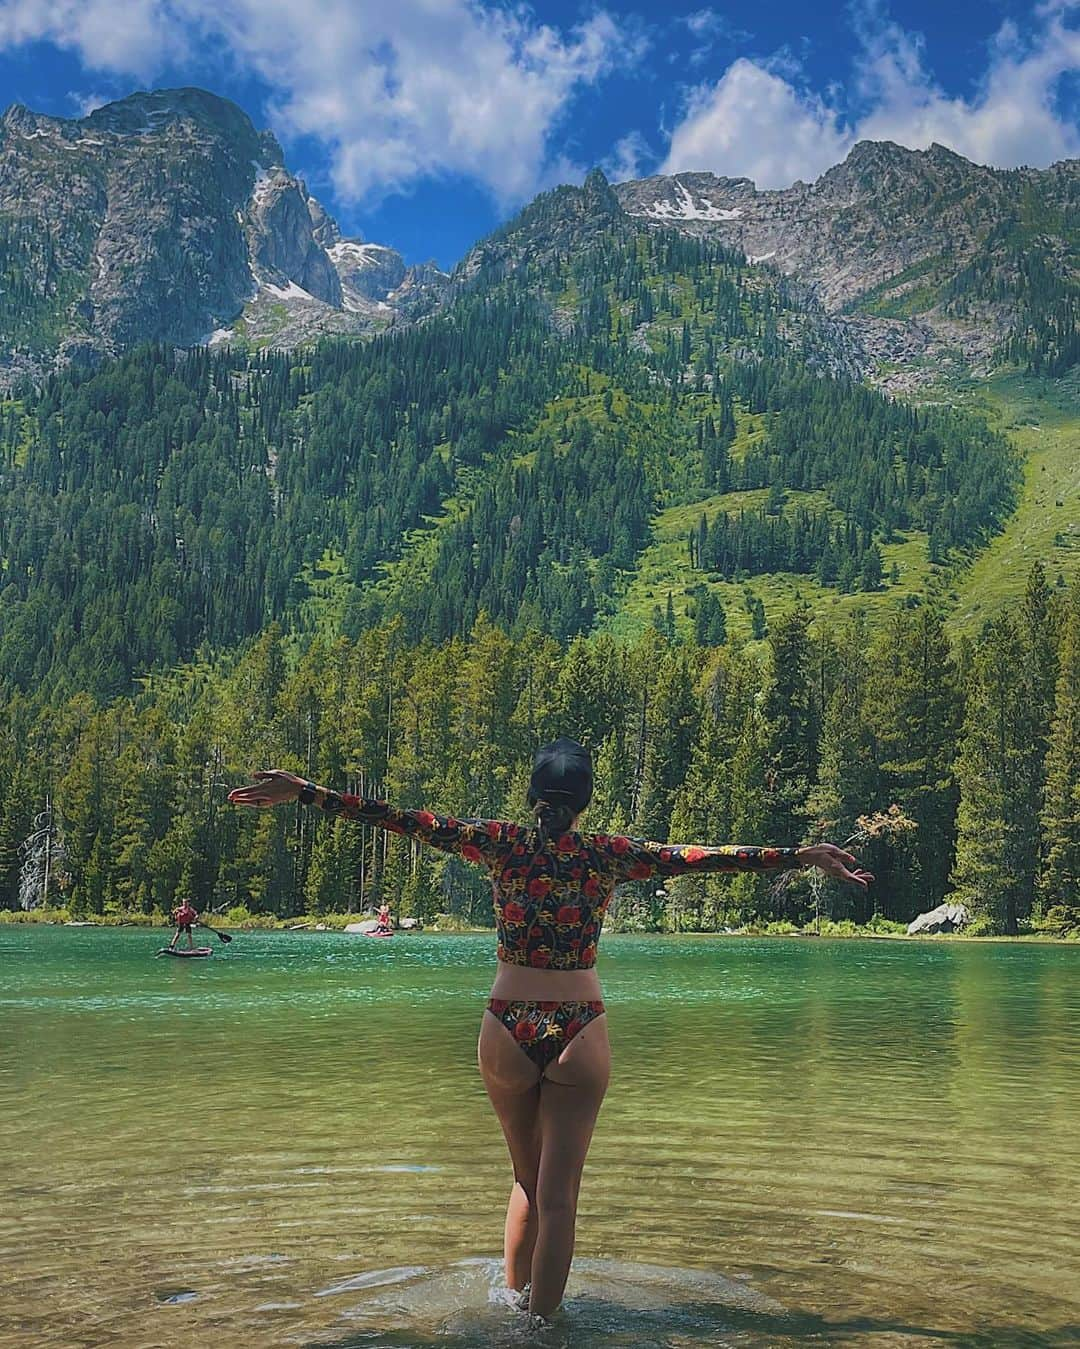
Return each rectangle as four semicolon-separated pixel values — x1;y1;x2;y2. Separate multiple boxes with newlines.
366;929;394;939
158;946;214;958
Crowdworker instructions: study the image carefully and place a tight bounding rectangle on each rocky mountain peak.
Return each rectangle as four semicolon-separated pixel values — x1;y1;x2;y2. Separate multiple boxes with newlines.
820;139;932;196
841;138;916;168
2;103;45;132
305;189;342;250
582;166;620;210
454;167;627;288
926;141;969;167
0;86;449;385
615;140;1076;388
817;138;992;204
84;87;266;151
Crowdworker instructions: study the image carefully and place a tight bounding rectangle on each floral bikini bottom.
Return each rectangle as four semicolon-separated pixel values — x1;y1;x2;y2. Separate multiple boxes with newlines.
487;998;606;1073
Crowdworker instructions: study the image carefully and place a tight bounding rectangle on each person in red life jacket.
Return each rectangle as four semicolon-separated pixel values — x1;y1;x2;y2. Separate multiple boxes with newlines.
377;903;392;933
169;899;199;950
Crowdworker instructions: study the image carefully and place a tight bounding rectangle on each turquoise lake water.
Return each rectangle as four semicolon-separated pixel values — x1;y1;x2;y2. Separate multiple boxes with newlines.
1;927;1077;1347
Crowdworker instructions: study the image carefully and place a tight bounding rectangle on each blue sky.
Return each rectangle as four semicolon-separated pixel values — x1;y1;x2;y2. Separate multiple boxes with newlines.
1;1;1077;267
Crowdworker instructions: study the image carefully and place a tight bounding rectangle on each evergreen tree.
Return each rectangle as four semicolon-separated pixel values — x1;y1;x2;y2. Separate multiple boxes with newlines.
951;617;1034;934
693;592;727;646
868;608;961;914
763;605;816;842
806;620;880;921
725;703;771;919
304;818;355;915
1019;560;1060;903
669;696;736;929
1039;583;1080;931
637;648;699;841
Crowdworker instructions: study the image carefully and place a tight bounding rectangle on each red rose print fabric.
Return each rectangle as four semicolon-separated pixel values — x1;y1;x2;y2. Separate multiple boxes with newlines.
487;998;606;1072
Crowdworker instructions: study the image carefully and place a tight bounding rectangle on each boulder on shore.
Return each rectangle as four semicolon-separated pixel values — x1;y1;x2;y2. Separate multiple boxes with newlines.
907;902;971;935
344;919;381;934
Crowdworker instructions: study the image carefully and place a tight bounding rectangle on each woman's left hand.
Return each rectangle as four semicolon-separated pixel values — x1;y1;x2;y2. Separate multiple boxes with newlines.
796;843;874;889
227;770;307;809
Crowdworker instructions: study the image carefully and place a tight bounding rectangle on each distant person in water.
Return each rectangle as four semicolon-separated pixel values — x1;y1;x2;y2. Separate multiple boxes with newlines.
169;899;199;950
377;903;392;933
228;740;871;1322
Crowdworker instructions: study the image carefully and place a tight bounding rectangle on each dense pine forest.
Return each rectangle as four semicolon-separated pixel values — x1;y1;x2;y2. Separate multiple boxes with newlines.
0;206;1076;936
1;568;1077;937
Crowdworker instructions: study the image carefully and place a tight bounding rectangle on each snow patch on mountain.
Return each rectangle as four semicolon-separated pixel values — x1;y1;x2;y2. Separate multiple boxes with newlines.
264;280;317;302
646;181;743;222
329;241;397;266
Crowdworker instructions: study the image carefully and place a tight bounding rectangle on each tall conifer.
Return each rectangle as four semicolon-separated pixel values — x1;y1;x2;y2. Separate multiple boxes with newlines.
1039;583;1080;930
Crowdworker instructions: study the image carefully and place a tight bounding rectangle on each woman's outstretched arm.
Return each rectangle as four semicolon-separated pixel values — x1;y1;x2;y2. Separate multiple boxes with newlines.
227;769;516;863
595;835;873;888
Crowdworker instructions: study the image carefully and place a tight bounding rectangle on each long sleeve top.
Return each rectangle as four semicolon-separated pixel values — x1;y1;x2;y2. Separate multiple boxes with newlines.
316;791;801;970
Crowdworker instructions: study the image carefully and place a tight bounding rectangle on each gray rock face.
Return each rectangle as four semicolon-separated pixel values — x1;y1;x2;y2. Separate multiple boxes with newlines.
329;239;406;304
1;89;265;368
248;168;342;306
0;87;448;385
304;189;340;250
616;142;1077;381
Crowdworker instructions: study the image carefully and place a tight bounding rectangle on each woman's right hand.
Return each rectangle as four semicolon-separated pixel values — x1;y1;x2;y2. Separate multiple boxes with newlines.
796;843;874;889
227;770;307;809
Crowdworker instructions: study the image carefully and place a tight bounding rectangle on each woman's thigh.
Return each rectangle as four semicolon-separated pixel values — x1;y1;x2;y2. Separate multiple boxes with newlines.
478;1011;543;1184
536;1015;611;1201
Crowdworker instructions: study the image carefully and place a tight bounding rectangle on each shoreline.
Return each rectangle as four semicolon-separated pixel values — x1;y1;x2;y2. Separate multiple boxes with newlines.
2;914;1076;944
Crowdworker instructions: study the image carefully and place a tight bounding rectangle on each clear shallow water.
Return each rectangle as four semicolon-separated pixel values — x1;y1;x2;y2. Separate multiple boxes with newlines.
1;928;1077;1348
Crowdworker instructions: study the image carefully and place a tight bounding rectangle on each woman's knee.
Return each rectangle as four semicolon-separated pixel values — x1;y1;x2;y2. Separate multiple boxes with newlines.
513;1174;538;1205
536;1185;577;1222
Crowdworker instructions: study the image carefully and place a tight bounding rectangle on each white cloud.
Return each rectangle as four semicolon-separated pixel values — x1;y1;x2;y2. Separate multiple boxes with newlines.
66;88;115;116
665;58;850;187
0;0;643;205
663;1;1080;187
0;0;187;79
684;10;722;39
602;129;654;183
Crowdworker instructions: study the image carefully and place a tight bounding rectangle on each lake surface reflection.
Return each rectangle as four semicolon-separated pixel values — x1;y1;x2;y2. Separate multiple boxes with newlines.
1;929;1077;1347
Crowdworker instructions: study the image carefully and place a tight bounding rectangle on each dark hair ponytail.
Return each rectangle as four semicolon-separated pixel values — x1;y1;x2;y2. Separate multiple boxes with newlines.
527;738;592;853
532;796;577;850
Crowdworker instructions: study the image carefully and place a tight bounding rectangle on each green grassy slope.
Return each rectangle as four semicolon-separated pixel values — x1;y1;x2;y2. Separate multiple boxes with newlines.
604;490;932;643
601;369;1076;643
950;372;1080;633
289;365;1072;648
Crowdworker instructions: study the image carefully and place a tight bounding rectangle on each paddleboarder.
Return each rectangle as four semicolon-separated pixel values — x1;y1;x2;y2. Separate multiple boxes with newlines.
228;742;871;1322
376;903;392;933
169;898;199;951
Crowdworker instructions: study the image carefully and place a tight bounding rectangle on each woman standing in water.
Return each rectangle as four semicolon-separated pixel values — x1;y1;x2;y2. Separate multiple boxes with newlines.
228;738;870;1320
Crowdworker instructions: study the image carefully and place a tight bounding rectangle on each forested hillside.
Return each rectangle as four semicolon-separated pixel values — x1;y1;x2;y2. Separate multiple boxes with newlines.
0;175;1076;935
0;215;1021;692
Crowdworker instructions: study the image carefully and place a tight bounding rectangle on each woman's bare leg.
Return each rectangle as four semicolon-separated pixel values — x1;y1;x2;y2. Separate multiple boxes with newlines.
529;1015;610;1319
478;1012;542;1291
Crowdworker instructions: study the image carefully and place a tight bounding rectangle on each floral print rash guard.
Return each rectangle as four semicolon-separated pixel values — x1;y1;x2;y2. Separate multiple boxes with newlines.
320;792;801;970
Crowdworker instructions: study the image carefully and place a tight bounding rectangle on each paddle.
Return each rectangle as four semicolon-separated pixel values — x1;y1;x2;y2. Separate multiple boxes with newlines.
197;919;233;945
